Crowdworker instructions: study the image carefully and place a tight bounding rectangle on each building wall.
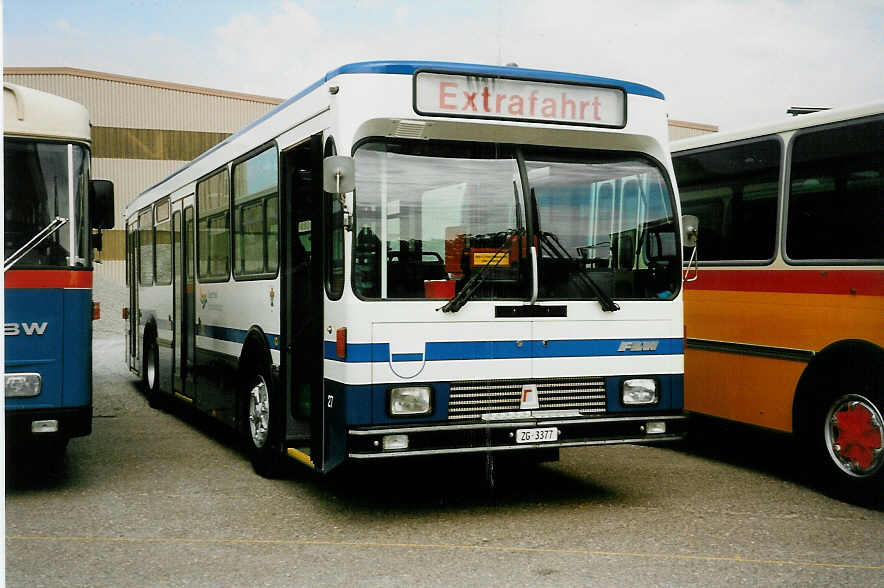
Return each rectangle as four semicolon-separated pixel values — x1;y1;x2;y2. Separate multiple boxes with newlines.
668;119;719;141
5;67;717;283
3;68;280;131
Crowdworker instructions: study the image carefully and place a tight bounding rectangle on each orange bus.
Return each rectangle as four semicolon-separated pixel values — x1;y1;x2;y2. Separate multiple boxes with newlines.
672;102;883;502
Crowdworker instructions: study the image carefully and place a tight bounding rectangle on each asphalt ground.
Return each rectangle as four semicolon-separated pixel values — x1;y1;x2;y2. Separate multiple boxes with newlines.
4;334;883;587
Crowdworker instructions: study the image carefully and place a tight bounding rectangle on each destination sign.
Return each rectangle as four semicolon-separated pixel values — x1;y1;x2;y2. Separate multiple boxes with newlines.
414;71;626;127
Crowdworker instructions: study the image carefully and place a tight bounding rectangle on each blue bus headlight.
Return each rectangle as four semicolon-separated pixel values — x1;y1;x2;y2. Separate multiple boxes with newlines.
389;386;432;416
621;378;658;406
5;373;42;397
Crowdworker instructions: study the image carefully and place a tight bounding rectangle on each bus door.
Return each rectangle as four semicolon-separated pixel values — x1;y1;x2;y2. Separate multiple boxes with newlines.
281;135;325;467
177;200;196;400
127;220;139;371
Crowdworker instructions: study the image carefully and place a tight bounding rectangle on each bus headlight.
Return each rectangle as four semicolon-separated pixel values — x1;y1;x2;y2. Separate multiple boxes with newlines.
622;378;658;406
389;386;432;416
4;373;42;398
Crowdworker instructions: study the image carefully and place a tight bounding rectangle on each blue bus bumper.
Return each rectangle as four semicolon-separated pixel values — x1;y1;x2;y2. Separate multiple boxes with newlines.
5;405;92;445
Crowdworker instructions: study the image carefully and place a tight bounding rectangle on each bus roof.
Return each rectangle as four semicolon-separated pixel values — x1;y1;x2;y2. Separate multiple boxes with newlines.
129;60;666;217
671;100;884;153
212;61;663;157
3;82;91;142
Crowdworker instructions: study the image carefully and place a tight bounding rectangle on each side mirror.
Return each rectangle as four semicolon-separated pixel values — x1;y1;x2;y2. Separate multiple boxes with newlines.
90;179;115;229
323;155;355;194
681;214;699;248
681;214;700;282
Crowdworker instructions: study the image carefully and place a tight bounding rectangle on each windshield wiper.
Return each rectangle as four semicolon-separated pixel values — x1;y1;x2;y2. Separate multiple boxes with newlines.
539;230;620;312
439;228;522;313
4;216;69;272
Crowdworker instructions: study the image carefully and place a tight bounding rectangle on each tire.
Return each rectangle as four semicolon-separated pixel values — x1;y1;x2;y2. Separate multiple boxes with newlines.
142;332;164;409
243;364;288;478
813;390;884;505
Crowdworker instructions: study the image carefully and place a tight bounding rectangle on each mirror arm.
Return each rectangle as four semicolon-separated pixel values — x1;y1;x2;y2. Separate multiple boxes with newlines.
338;192;353;232
683;245;699;282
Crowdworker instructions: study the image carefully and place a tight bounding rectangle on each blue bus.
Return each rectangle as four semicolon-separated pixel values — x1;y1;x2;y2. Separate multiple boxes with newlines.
4;83;114;454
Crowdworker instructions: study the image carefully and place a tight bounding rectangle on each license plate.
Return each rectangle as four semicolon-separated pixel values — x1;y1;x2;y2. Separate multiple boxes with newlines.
515;427;558;444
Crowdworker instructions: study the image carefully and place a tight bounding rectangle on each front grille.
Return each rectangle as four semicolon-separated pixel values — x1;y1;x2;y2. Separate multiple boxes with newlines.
448;376;607;420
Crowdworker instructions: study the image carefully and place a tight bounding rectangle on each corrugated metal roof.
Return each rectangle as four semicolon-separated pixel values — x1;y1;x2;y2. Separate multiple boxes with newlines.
4;67;281;103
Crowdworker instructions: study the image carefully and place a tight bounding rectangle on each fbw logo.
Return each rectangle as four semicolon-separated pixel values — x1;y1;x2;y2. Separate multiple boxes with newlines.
4;322;49;336
617;340;659;352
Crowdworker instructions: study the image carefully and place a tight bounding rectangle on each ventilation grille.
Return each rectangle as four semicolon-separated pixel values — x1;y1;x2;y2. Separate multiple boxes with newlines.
448;376;607;421
392;120;427;139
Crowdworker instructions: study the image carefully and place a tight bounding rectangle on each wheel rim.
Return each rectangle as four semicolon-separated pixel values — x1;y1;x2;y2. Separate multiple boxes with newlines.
823;394;884;478
146;344;157;390
248;375;270;449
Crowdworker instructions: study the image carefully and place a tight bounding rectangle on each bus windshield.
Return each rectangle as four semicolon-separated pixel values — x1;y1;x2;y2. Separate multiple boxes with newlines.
353;140;679;302
354;141;529;301
4;139;91;269
525;151;680;300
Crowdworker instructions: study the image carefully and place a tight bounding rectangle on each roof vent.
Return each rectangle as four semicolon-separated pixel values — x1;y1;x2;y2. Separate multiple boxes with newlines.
392;120;427;139
4;84;25;120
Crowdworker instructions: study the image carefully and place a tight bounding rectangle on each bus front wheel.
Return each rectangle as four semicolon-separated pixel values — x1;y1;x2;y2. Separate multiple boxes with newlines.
243;365;287;478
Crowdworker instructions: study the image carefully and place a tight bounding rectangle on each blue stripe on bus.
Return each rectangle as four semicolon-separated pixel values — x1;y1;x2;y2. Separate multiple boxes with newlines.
323;341;388;363
194;329;682;361
198;324;281;351
328;61;665;100
323;338;683;363
532;338;684;357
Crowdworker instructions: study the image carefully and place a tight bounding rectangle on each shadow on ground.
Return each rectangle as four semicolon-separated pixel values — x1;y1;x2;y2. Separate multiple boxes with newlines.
668;415;882;510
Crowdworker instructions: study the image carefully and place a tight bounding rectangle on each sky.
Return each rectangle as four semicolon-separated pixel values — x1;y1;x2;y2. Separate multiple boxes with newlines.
2;0;883;130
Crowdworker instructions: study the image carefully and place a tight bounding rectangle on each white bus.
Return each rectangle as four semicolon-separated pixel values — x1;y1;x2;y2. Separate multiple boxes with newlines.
125;61;693;479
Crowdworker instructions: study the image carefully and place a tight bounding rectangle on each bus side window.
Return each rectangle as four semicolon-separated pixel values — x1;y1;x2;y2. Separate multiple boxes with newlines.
787;118;884;261
197;168;230;281
155;199;172;285
138;208;154;286
673;139;780;262
324;136;344;299
233;146;278;278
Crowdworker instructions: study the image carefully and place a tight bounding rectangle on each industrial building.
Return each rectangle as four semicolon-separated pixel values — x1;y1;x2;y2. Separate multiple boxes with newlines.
4;67;716;283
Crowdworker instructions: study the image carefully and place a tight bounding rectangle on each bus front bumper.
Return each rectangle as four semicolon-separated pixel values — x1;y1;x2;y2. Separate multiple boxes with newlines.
5;406;92;444
347;413;687;459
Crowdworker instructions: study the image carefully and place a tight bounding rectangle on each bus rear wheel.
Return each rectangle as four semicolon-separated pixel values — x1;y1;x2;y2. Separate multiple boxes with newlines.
804;370;884;505
816;391;884;503
143;334;163;409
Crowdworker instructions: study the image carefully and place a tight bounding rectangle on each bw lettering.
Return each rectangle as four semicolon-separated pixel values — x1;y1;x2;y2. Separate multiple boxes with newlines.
4;322;48;336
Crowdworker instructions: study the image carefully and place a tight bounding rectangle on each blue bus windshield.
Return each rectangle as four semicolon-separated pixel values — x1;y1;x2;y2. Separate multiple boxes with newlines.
4;139;90;269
